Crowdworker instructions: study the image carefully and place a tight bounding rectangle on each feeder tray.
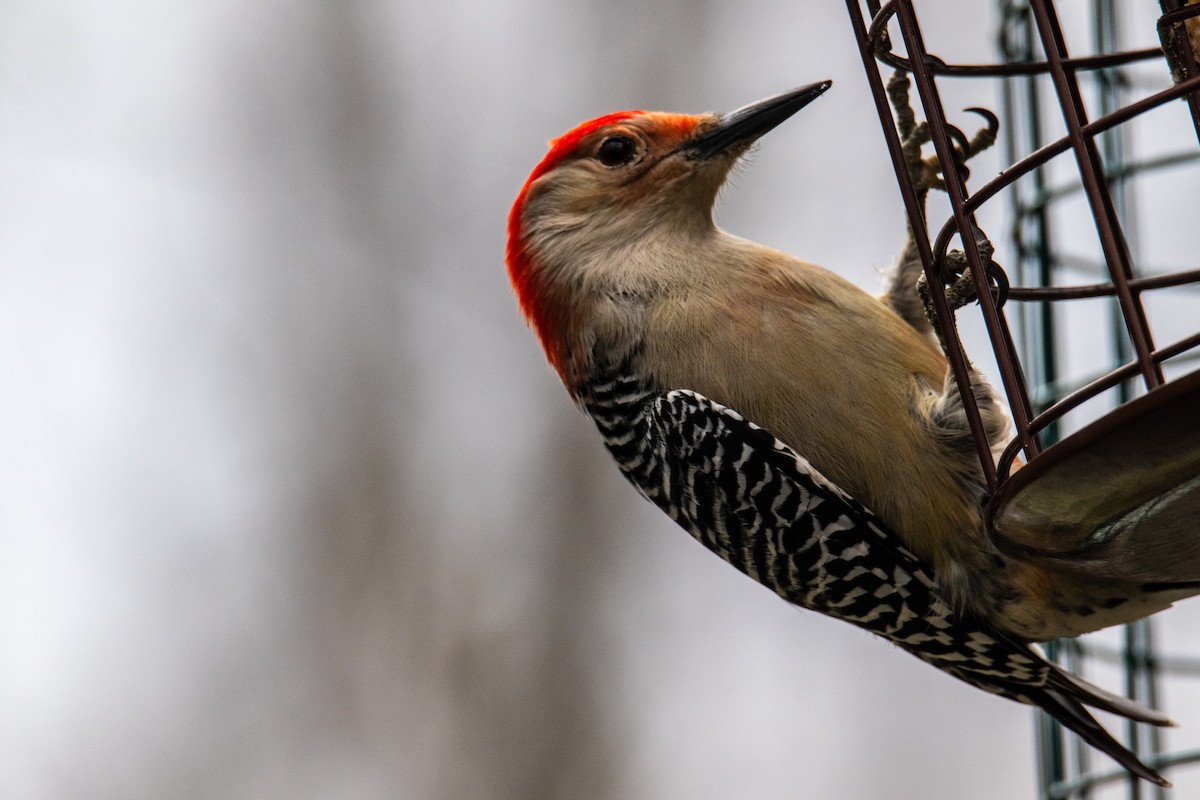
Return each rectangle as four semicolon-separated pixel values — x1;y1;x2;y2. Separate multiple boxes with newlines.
987;369;1200;584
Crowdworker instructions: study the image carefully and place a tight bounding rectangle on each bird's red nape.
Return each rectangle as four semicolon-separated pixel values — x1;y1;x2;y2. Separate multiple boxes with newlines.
507;111;706;383
506;111;643;380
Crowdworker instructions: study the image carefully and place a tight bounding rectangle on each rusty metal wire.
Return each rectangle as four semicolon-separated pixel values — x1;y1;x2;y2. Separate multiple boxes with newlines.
848;0;1200;484
844;0;1200;796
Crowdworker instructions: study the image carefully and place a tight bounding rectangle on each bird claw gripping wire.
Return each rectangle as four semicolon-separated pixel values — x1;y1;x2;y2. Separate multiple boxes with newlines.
887;70;998;204
886;70;1005;345
917;226;1010;337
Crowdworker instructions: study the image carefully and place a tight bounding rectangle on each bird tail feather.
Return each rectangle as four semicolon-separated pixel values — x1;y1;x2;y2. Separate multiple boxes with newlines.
1037;671;1171;787
1048;666;1174;726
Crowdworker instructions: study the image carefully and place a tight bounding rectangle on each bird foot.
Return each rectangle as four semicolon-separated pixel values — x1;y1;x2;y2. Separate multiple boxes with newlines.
887;70;1005;337
917;225;1008;344
887;70;999;203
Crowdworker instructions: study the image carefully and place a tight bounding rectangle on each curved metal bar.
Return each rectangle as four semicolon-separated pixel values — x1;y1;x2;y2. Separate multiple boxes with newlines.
1151;329;1200;365
1024;330;1200;437
847;0;1008;489
1007;268;1200;301
1160;3;1200;26
1025;360;1200;425
867;1;1164;76
996;436;1025;483
930;74;1200;281
1017;149;1200;213
1028;361;1140;437
896;0;1045;475
997;332;1200;481
1026;350;1200;410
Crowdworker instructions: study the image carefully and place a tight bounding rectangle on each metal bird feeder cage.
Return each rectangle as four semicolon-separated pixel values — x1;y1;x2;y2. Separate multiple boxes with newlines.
844;0;1200;795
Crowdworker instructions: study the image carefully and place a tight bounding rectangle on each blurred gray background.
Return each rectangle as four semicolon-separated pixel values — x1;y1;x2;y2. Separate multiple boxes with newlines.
2;1;1197;798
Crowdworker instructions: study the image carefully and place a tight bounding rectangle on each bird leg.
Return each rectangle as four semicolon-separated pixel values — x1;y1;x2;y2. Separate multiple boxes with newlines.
883;70;1001;349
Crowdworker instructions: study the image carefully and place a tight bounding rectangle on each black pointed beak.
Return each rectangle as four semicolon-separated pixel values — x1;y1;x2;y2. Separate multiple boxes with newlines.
683;80;832;159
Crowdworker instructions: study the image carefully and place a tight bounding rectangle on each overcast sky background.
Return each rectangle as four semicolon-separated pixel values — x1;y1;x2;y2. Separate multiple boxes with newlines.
2;1;1198;798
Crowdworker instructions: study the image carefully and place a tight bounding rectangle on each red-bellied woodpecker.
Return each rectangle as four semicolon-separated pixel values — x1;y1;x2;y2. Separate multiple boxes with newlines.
505;80;1182;784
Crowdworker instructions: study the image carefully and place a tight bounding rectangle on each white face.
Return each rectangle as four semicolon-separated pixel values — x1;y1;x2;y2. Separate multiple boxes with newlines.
512;83;832;277
506;82;830;386
507;111;745;383
516;112;739;267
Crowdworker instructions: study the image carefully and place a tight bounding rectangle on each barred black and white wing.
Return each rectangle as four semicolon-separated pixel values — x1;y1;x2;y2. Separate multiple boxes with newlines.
584;378;1170;786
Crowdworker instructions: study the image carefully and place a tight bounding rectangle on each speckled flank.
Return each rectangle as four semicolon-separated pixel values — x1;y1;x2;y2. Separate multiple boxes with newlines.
577;351;1169;786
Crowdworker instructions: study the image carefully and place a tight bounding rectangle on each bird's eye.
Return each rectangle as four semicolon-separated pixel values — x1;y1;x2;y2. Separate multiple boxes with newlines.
596;136;637;167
